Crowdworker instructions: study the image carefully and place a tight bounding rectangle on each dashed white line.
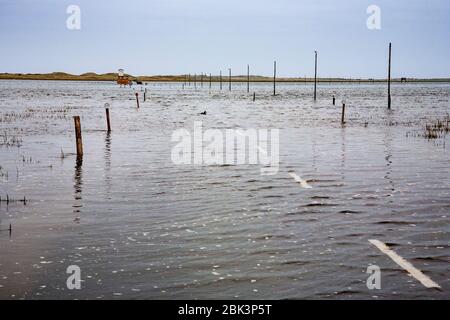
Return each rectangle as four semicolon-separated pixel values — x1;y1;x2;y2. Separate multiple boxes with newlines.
369;239;441;289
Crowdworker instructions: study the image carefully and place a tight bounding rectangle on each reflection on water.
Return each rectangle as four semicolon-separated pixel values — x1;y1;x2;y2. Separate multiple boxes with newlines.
383;127;395;203
73;157;83;217
0;80;449;299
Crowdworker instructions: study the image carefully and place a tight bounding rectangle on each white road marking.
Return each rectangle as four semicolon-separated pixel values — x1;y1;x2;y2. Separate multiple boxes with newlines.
369;239;441;289
289;172;312;189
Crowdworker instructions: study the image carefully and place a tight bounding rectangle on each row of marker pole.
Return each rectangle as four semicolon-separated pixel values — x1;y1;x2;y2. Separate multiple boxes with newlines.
73;43;393;158
182;42;392;106
72;93;345;159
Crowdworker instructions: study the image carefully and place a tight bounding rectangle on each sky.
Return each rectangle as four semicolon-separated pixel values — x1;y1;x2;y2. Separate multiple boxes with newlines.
0;0;449;78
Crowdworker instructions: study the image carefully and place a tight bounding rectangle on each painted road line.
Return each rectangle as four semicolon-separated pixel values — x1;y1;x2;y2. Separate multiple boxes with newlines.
288;172;312;189
369;239;441;289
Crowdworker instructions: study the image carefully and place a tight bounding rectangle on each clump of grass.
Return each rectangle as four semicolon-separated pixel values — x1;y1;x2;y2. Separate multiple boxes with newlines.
0;131;22;147
423;116;449;139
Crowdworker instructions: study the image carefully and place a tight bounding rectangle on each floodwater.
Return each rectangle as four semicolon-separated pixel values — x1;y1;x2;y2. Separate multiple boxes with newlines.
0;80;449;299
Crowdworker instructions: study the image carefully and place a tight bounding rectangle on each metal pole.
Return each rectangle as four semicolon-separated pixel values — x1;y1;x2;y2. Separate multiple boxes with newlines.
273;60;277;96
388;43;392;109
314;51;318;101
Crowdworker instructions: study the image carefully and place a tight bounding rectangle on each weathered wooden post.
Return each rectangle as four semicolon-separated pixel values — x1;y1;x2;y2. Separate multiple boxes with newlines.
314;51;318;101
228;68;232;91
341;101;346;124
73;116;83;157
273;60;277;96
388;42;392;109
105;104;111;132
135;92;140;108
247;64;250;93
332;95;335;105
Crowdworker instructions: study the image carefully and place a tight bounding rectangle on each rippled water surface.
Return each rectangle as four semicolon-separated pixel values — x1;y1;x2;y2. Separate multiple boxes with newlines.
0;80;449;299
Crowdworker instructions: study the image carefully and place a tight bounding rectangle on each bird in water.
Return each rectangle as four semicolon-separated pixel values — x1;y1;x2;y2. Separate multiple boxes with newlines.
200;111;207;115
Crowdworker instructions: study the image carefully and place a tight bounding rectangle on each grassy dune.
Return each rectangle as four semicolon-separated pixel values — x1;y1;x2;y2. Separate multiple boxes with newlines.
0;72;449;83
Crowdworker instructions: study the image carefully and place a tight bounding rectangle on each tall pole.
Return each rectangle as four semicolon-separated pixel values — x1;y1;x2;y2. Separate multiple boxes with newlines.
247;64;250;93
388;43;392;110
273;60;277;96
314;51;318;101
228;68;231;91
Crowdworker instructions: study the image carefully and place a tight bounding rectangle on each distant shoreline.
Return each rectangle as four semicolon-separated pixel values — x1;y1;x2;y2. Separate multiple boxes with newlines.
1;72;449;83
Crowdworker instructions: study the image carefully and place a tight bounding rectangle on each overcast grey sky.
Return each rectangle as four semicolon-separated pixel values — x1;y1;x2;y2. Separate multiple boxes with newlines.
0;0;449;78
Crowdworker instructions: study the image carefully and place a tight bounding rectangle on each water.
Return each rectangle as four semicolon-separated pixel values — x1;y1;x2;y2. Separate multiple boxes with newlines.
0;80;449;299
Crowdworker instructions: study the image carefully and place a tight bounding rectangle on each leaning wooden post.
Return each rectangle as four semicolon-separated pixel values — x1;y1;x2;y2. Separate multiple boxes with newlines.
341;101;346;124
247;64;250;93
273;60;277;96
388;42;392;109
106;109;111;132
314;51;318;101
228;68;232;91
73;116;83;158
135;92;140;108
105;105;111;132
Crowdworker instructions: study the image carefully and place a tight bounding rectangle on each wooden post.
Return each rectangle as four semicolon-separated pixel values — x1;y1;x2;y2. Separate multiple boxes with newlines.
253;92;256;102
332;95;335;105
220;71;222;90
388;42;392;109
341;102;346;124
105;108;111;132
135;92;140;108
144;88;147;102
228;68;231;91
314;51;318;101
247;64;250;93
73;116;83;157
273;60;277;96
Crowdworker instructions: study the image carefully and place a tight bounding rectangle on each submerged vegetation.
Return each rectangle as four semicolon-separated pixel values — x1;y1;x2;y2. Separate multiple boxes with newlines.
423;116;449;139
